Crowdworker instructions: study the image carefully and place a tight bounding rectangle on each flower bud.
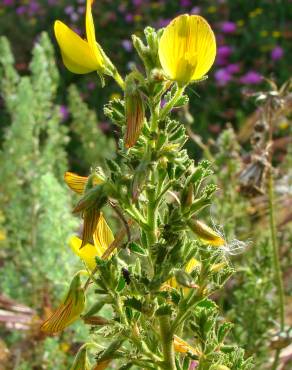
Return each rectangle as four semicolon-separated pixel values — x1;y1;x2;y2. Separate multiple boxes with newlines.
188;220;225;247
174;269;198;289
174;335;199;356
93;361;111;370
41;272;85;334
83;315;109;326
71;345;91;370
124;76;145;148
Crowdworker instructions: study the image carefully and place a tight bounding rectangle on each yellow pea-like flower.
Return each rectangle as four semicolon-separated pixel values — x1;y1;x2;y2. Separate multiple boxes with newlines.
41;273;85;334
158;14;216;86
64;171;104;195
69;213;115;271
174;335;200;356
189;219;225;247
54;0;105;75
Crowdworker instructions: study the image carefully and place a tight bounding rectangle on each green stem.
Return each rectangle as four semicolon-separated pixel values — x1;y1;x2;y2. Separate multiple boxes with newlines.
269;170;285;370
159;316;177;370
113;69;125;90
160;86;185;121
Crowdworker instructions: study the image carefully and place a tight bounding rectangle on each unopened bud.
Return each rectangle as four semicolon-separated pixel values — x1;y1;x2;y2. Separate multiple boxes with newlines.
125;76;145;148
174;269;198;289
83;315;109;326
188;220;225;247
174;335;199;356
41;272;85;334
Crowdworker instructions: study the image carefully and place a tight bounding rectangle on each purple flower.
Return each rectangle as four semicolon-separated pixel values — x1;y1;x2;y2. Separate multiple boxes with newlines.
70;13;79;22
65;5;74;15
3;0;14;5
239;71;262;85
125;13;134;22
16;6;26;15
226;63;240;74
158;18;171;28
133;0;143;5
189;361;199;369
271;46;284;61
215;68;233;86
217;45;232;58
221;21;237;34
87;82;96;91
60;105;69;121
122;40;133;52
190;6;201;14
180;0;191;6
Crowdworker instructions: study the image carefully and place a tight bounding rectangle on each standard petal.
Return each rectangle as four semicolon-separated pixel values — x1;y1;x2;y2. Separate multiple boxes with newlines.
85;0;104;69
64;172;88;194
189;15;216;80
93;213;115;256
159;14;216;85
54;20;98;74
69;236;98;271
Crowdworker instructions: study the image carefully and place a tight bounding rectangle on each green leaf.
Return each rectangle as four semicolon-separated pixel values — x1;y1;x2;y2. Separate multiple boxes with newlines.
116;275;126;292
128;241;148;256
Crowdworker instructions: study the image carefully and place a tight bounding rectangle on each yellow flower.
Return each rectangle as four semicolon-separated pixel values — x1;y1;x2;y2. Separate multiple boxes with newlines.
272;31;281;38
69;213;114;270
54;0;105;75
188;220;225;247
236;20;244;27
41;273;85;334
168;258;199;289
174;335;199;356
0;230;6;241
158;14;216;86
64;171;104;195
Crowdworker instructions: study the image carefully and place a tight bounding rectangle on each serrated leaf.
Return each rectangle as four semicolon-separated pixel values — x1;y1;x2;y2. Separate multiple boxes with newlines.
128;241;148;256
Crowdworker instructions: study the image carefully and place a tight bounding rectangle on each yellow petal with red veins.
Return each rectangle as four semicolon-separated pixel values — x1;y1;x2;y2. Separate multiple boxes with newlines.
41;274;85;334
93;213;115;256
159;14;216;85
54;20;98;74
64;172;88;194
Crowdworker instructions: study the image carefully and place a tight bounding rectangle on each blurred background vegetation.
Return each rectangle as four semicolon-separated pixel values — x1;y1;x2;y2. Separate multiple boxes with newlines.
0;0;291;369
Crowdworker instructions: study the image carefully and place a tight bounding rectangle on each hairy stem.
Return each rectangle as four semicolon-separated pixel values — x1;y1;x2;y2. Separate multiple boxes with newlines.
269;170;285;370
159;316;177;370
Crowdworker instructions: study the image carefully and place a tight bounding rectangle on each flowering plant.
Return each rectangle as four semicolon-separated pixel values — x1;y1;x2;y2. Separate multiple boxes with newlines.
41;2;253;369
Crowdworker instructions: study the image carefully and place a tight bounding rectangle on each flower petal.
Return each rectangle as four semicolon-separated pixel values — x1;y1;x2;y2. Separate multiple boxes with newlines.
85;0;104;69
93;213;115;256
64;172;88;194
41;274;85;334
159;14;216;85
69;236;98;271
54;20;99;74
174;335;199;355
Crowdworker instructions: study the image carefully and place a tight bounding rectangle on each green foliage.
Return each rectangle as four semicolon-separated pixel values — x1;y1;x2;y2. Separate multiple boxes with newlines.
51;25;256;370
